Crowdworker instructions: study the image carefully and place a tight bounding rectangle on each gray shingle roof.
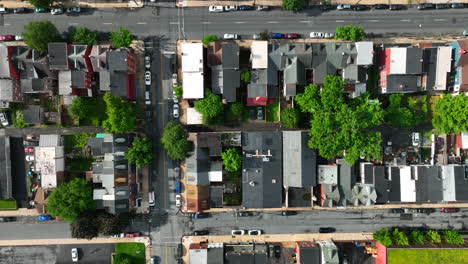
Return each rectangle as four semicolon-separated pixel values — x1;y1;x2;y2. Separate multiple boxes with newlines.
23;105;44;124
107;49;129;71
455;165;468;201
222;43;239;69
415;165;443;202
48;43;69;70
0;137;12;199
282;131;317;188
386;74;420;93
185;146;210;186
338;159;356;206
405;47;423;74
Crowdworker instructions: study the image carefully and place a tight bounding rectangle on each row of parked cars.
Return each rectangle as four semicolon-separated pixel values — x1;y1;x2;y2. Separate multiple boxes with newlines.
0;6;81;15
224;32;334;40
389;207;460;214
332;3;466;11
209;5;270;12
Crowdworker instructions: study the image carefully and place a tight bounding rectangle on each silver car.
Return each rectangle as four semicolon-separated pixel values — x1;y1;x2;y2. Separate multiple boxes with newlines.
223;33;239;40
173;104;179;118
145;71;151;86
209;6;224;12
71;248;78;262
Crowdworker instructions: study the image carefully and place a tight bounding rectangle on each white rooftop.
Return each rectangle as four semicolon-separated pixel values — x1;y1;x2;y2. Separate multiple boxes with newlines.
434;46;452;91
187;107;203;125
181;42;204;99
35;146;65;189
389;47;407;74
356;41;374;66
399;166;416;202
251;41;268;69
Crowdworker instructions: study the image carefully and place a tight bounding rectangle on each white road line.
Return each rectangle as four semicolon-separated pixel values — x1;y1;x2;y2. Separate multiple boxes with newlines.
200;21;212;24
4;23;10;26
137;22;147;25
234;21;246;24
434;18;445;21
102;22;113;25
169;22;179;25
267;21;278;23
335;20;345;22
400;19;411;22
299;21;310;23
368;20;379;22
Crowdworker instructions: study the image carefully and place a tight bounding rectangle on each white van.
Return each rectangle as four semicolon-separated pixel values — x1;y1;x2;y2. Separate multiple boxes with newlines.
148;191;155;207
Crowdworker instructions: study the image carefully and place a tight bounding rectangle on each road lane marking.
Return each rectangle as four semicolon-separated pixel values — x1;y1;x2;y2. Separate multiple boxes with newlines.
335;20;345;22
102;22;113;25
169;22;179;25
4;23;10;26
299;21;310;23
434;18;445;21
267;21;278;23
368;20;379;22
137;22;147;25
400;19;411;22
234;21;246;24
200;21;212;24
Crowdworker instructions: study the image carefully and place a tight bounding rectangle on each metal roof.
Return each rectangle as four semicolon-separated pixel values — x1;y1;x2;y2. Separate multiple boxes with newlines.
282;131;317;188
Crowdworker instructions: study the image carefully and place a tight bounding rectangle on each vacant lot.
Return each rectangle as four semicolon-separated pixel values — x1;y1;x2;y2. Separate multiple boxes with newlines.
388;248;468;264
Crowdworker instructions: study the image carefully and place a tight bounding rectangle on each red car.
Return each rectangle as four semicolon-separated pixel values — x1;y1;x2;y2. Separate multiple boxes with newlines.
440;208;459;213
125;232;142;238
284;33;299;39
24;147;34;153
0;35;15;41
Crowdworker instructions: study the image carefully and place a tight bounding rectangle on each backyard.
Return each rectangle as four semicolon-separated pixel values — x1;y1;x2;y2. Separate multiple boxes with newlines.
114;243;146;264
0;199;17;210
387;248;468;264
266;99;280;122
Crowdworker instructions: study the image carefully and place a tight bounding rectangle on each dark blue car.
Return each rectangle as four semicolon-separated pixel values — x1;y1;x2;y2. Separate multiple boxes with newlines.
175;181;181;194
238;5;253;10
37;215;52;221
191;213;210;219
269;33;283;39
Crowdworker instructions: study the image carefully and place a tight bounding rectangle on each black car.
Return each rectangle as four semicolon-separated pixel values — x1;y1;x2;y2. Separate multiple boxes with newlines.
417;3;434;10
13;8;27;13
176;244;183;256
451;3;465;8
435;4;450;9
374;4;389;9
281;211;297;216
354;5;368;11
273;245;281;258
416;208;435;214
191;213;210;219
193;230;209;236
0;217;16;222
319;227;336;233
236;211;252;217
389;208;406;213
320;5;335;10
389;4;405;10
238;5;253;11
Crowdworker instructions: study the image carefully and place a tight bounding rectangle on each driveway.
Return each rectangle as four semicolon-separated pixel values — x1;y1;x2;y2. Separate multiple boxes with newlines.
57;244;115;264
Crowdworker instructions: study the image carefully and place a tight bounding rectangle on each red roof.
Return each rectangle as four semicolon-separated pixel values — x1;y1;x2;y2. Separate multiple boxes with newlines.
246;97;268;106
126;74;135;100
375;242;387;264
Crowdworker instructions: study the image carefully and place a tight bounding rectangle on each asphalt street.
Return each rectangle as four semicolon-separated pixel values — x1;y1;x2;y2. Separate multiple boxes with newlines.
0;7;468;41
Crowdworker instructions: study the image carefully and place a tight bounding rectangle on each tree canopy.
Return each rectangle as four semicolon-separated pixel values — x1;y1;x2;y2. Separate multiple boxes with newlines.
72;27;97;45
334;25;365;41
392;228;409;246
384;94;420;127
432;94;468;134
70;211;128;239
28;0;51;9
161;121;191;160
174;86;183;98
282;0;305;11
222;148;242;172
426;230;441;244
110;27;133;48
240;71;251;84
295;75;383;164
102;93;137;133
70;212;99;239
202;35;218;45
443;230;465;245
125;136;153;168
280;107;300;128
194;89;224;119
22;20;62;52
409;230;425;245
373;228;393;247
46;178;95;222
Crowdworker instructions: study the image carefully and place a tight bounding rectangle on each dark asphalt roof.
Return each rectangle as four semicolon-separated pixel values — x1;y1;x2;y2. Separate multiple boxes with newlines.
386;74;420;93
375;166;401;203
207;248;224;264
242;132;283;208
282;131;317;188
0;136;12;199
299;247;321;263
23;105;44;124
338;159;356;206
209;186;223;208
87;137;104;157
107;49;128;71
222;69;240;102
422;48;437;92
405;47;423;74
48;42;69;70
415;166;443;203
222;43;239;69
455;165;468;201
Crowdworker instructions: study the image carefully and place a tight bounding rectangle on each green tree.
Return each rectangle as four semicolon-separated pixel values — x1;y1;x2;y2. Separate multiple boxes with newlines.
222;148;242;172
280;107;300;128
409;230;425;245
28;0;51;8
373;228;393;247
194;89;224;119
114;254;131;264
102;93;137;133
295;75;383;164
22;20;62;52
443;230;465;245
174;86;183;98
385;94;420;127
240;71;251;84
125;136;153;168
426;230;441;244
334;25;365;41
392;228;409;246
68;97;95;123
46;178;96;222
432;94;468;134
97;212;127;236
229;102;244;118
110;27;133;48
282;0;305;11
202;34;218;45
72;27;97;45
70;212;99;239
161;121;190;160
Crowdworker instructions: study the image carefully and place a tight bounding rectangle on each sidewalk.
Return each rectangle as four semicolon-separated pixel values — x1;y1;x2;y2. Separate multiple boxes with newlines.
0;0;141;8
0;208;39;217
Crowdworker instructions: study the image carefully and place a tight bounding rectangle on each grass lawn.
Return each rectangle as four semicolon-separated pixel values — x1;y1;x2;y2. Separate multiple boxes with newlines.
388;248;468;264
115;243;146;264
266;99;279;122
0;199;17;210
64;133;96;153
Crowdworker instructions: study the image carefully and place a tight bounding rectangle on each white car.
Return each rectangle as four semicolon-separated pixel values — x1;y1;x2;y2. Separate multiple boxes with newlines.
337;4;352;10
223;33;239;40
25;155;34;162
224;6;237;11
324;32;335;38
145;56;151;69
172;73;178;88
412;132;420;147
231;230;246;235
0;112;8;127
172;90;179;103
145;71;151;86
248;230;262;235
145;91;151;105
173;104;179;118
175;194;181;207
310;32;322;38
15;35;23;41
209;6;224;12
71;248;78;262
66;7;81;13
51;8;64;15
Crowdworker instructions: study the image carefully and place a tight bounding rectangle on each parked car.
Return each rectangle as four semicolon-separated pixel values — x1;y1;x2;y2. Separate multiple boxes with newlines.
435;4;450;9
231;230;246;235
252;34;261;40
320;5;335;10
177;244;183;256
389;4;405;10
337;4;352;10
15;35;23;41
174;167;180;180
389;208;406;213
173;104;179;118
319;227;336;233
451;3;465;8
324;32;334;38
175;181;182;194
145;71;151;85
0;112;9;127
125;232;142;238
440;208;459;213
175;194;181;207
66;7;81;13
412;132;420;147
24;147;34;153
25;155;34;162
193;230;209;236
248;108;256;120
51;8;64;15
269;33;283;39
373;4;389;9
238;5;253;10
417;3;434;10
284;33;298;39
236;211;252;217
191;213;210;219
248;230;262;235
0;35;15;41
224;6;237;11
416;208;435;214
464;30;468;36
257;5;270;11
37;215;52;221
71;248;79;262
310;32;324;38
13;8;27;13
0;7;9;14
34;8;48;13
257;107;263;120
353;5;368;11
281;211;297;216
272;245;281;258
150;256;157;264
223;33;239;40
172;73;178;87
208;6;224;12
145;56;151;69
0;217;16;222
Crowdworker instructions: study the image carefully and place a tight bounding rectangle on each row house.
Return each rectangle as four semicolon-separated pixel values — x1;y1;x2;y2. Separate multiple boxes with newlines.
450;40;468;93
207;42;240;103
181;42;204;100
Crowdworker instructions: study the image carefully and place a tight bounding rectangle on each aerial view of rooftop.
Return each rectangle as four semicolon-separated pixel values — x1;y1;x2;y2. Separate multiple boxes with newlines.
0;0;468;263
